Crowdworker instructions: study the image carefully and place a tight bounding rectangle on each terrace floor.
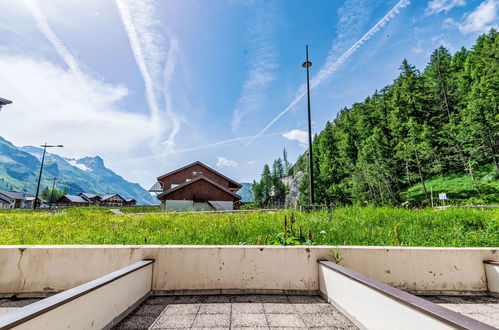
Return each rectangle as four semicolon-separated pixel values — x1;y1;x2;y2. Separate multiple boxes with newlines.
424;295;499;328
114;295;358;330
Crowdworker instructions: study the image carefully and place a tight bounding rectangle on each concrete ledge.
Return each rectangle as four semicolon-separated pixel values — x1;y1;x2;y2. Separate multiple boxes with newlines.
484;260;499;298
318;260;495;330
0;260;154;330
152;289;319;296
0;246;497;294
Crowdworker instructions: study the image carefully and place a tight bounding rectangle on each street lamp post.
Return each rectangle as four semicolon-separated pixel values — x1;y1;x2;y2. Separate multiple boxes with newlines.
33;143;63;209
48;177;60;210
302;45;314;205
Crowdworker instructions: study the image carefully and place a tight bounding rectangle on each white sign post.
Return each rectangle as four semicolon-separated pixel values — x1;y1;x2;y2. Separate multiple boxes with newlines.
438;193;447;207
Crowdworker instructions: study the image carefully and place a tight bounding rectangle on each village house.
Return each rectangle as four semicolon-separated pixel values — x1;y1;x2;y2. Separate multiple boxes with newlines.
78;193;102;205
97;194;127;206
0;190;43;209
124;198;137;206
57;195;90;207
57;193;136;207
150;161;242;211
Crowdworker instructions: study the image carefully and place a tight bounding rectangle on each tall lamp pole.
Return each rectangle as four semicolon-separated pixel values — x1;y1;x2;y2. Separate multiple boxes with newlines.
33;143;63;209
302;45;314;205
48;177;60;210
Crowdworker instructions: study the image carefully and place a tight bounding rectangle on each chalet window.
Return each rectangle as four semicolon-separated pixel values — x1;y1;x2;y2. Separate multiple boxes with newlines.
192;171;203;176
171;184;179;188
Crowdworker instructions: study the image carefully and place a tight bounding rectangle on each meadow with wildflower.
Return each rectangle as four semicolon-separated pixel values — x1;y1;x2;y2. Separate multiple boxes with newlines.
0;206;497;246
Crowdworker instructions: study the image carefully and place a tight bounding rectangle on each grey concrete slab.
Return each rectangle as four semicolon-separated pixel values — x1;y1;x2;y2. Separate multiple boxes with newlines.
266;314;306;327
191;313;230;328
150;313;196;329
232;303;264;314
113;294;357;330
422;295;499;328
162;303;200;315
293;303;338;314
263;303;297;314
198;303;231;314
300;313;357;328
231;313;268;327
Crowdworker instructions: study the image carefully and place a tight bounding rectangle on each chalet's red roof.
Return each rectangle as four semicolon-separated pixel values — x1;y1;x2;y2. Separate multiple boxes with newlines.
156;161;242;188
157;175;241;201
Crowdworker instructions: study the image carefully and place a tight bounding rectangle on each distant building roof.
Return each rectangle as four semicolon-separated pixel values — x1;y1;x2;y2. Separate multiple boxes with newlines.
79;193;101;200
0;195;10;204
61;195;88;203
0;190;34;200
0;97;12;106
99;194;125;201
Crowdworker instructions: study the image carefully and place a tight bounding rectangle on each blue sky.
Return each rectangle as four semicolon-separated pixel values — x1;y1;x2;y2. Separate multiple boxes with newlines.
0;0;497;189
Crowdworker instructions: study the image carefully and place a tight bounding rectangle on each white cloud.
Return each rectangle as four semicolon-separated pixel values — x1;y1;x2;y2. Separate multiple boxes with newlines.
0;55;154;161
457;0;498;34
426;0;465;15
216;157;238;168
282;130;308;146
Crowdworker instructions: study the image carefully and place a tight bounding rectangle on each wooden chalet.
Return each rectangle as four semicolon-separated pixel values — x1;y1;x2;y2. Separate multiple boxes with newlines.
0;190;41;209
124;198;137;206
79;193;102;206
95;194;126;207
152;161;242;211
57;195;90;207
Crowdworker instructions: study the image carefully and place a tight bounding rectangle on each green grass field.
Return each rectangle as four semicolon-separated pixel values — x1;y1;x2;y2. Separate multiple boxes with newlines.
402;165;499;205
0;206;497;246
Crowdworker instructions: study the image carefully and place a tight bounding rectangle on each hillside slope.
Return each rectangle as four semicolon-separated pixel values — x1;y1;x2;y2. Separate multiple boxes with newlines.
0;136;156;205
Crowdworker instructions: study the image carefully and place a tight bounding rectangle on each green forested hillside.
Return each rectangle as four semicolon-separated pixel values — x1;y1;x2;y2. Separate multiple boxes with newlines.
295;29;498;206
283;30;498;207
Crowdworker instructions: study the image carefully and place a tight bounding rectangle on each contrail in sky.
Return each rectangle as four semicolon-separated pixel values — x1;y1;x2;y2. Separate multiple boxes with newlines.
162;39;182;147
129;132;282;162
115;0;161;129
175;132;283;153
243;0;410;149
23;0;88;91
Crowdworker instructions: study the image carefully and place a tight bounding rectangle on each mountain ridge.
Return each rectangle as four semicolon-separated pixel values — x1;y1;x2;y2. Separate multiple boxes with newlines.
0;136;157;205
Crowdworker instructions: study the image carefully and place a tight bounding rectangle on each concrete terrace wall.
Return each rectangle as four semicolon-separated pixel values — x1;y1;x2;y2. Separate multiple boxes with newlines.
0;246;497;295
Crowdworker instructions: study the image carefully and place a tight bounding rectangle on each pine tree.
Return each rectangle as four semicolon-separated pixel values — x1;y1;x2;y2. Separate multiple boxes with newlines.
283;149;290;175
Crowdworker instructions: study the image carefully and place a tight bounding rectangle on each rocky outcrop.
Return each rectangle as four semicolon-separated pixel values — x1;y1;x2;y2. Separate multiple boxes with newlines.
284;171;304;209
